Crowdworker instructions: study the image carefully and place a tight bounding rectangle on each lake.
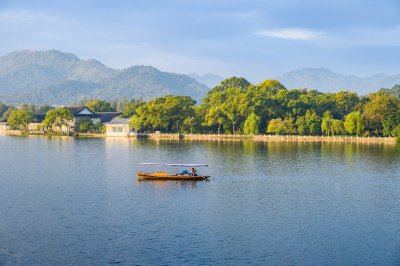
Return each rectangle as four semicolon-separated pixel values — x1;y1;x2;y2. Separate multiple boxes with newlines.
0;135;399;265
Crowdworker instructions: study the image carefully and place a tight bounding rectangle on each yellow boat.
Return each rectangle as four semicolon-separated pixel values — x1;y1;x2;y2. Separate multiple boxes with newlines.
136;163;210;180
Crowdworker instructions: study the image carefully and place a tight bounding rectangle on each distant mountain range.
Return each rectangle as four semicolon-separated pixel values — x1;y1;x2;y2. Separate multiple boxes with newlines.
0;50;209;105
187;73;223;88
1;50;399;106
277;67;400;94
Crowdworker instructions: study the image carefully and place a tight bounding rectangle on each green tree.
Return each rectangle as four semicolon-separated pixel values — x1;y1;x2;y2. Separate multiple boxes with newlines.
391;123;400;137
267;118;294;135
296;110;321;135
122;101;145;118
221;88;249;134
243;113;261;135
76;117;95;132
344;111;364;136
21;103;37;113
116;97;123;112
321;111;333;136
363;92;400;135
183;117;197;133
1;106;16;121
110;99;117;110
128;114;144;132
0;101;9;119
321;111;342;136
163;95;196;132
135;100;168;132
296;116;308;135
7;110;34;131
205;76;251;96
86;100;116;112
203;106;226;134
335;91;359;117
42;108;73;132
306;110;321;135
36;104;54;115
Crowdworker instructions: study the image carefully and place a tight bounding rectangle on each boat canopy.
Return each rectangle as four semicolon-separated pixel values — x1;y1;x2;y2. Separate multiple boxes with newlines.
138;163;208;167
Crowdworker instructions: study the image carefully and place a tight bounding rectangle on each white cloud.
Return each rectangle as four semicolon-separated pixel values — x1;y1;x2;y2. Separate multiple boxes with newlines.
256;28;317;40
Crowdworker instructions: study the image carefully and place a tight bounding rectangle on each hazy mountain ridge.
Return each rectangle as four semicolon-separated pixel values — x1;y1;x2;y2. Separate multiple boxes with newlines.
0;50;208;105
187;73;223;88
277;67;400;94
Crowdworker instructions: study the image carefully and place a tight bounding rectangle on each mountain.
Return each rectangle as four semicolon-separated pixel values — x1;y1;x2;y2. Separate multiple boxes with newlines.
0;50;209;105
277;67;400;95
187;73;223;88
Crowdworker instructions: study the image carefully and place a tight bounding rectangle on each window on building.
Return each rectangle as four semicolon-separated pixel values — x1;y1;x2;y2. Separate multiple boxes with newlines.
112;126;123;132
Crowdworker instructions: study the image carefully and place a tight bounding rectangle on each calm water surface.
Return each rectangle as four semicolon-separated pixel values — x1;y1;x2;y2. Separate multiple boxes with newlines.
0;135;399;265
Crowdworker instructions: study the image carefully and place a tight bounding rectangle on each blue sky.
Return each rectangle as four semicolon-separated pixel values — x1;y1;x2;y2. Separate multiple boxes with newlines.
1;0;400;82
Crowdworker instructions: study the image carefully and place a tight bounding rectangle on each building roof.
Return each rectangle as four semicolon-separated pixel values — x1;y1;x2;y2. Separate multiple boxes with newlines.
96;112;121;123
65;106;87;114
33;114;46;123
106;119;131;125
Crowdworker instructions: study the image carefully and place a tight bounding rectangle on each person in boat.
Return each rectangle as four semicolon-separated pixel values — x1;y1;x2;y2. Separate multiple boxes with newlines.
191;168;197;176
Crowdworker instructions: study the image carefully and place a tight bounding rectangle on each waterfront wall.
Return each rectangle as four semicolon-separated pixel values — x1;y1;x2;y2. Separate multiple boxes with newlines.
0;130;397;143
137;133;397;143
0;130;21;135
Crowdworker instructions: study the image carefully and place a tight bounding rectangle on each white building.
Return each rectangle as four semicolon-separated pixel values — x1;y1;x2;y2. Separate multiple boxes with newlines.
105;119;133;137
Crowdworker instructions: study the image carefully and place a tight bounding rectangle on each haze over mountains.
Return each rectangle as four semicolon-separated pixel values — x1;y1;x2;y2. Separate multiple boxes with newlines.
0;50;209;105
0;50;399;105
276;68;400;95
187;73;223;88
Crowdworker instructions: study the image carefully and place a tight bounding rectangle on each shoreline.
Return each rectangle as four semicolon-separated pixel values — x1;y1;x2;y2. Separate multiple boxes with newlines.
1;131;396;143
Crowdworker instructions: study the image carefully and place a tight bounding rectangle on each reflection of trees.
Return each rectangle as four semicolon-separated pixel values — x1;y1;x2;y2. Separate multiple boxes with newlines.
131;139;400;181
136;179;201;189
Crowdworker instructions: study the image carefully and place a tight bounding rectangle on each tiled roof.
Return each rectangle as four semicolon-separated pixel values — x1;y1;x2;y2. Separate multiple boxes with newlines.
96;112;121;123
65;106;86;114
106;119;131;124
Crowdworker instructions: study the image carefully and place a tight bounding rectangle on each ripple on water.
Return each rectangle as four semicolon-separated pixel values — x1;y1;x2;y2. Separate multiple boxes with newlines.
0;136;399;264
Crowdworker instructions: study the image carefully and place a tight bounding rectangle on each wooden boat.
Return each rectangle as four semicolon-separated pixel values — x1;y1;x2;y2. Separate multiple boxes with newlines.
136;163;210;180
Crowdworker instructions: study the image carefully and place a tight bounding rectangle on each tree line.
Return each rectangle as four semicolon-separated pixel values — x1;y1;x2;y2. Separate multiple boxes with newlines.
1;77;400;137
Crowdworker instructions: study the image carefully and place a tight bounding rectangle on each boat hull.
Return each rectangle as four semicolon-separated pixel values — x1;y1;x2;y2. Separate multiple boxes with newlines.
136;172;210;180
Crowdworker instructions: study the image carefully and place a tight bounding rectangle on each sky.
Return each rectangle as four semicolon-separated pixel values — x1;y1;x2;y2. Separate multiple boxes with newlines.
1;0;400;82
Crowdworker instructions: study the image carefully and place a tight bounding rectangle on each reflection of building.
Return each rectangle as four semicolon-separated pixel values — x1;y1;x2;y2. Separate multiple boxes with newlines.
105;119;133;137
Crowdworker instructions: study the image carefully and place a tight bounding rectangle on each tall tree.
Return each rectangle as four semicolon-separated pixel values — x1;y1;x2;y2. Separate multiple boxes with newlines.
86;100;116;112
1;106;16;121
42;108;73;131
0;101;9;119
116;97;123;112
335;91;359;117
244;113;261;135
363;92;400;135
7;110;33;131
344;111;364;136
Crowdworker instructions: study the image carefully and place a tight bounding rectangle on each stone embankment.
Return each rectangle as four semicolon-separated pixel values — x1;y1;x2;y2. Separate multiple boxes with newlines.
136;133;397;143
0;130;397;143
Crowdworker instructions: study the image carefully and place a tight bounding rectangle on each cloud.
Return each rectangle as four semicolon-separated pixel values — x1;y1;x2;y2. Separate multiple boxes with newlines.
256;28;317;40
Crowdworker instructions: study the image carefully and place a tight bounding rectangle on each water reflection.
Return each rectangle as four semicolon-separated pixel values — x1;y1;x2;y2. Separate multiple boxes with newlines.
1;136;399;265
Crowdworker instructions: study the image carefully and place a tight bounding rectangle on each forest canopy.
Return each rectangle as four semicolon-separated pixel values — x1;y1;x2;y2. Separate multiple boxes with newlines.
2;77;400;137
